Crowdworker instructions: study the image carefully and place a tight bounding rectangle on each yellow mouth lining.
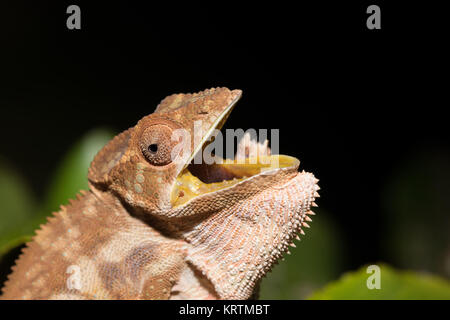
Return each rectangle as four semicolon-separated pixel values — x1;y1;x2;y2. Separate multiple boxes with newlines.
171;155;298;206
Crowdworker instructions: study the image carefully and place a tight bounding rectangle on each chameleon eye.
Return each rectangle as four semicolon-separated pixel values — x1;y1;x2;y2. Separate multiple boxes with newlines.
140;125;175;166
148;144;158;153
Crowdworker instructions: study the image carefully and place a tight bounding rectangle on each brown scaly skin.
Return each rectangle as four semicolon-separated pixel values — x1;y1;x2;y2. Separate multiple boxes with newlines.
1;87;319;300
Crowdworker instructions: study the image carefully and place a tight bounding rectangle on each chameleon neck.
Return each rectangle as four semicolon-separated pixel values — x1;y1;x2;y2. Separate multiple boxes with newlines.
1;189;185;299
180;171;317;299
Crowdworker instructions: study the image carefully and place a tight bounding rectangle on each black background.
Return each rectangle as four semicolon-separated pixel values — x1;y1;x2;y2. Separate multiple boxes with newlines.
0;1;448;274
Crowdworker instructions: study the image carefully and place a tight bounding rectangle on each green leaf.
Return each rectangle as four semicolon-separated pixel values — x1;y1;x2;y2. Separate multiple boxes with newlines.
0;159;36;256
38;128;115;223
309;264;450;300
0;129;115;259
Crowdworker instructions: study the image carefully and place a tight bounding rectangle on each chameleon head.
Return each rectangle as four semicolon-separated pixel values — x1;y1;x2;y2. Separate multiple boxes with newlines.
88;87;319;298
89;87;245;212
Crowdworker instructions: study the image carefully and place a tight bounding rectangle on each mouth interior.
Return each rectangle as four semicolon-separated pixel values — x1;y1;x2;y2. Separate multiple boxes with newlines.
170;98;298;207
171;155;297;206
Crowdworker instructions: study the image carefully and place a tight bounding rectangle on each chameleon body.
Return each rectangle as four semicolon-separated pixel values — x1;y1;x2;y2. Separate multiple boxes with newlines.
1;88;319;300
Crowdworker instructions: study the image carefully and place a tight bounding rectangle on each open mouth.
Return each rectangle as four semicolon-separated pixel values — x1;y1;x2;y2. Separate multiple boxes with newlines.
170;99;299;207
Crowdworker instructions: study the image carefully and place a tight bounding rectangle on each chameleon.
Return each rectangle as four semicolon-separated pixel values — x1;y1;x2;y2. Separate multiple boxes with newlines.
1;87;319;300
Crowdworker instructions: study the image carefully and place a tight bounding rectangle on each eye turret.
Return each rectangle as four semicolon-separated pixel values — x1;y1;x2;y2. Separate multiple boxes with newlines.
140;124;175;166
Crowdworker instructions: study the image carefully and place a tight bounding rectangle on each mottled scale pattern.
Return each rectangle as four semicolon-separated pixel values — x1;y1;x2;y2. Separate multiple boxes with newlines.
1;190;186;299
1;87;319;300
180;171;319;299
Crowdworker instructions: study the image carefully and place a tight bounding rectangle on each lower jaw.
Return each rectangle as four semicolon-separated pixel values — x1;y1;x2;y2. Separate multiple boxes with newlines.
170;155;298;207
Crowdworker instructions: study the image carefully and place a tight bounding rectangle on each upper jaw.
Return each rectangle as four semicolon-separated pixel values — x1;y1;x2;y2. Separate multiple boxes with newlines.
179;89;242;173
170;92;300;208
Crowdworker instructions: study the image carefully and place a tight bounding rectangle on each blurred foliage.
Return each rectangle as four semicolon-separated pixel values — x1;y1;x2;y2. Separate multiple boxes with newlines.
0;159;36;257
40;128;115;219
382;148;450;278
309;264;450;299
1;130;450;299
0;129;114;258
260;210;345;299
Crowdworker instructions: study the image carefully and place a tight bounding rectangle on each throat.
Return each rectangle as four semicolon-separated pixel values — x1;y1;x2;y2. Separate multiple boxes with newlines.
170;264;219;300
178;169;316;299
